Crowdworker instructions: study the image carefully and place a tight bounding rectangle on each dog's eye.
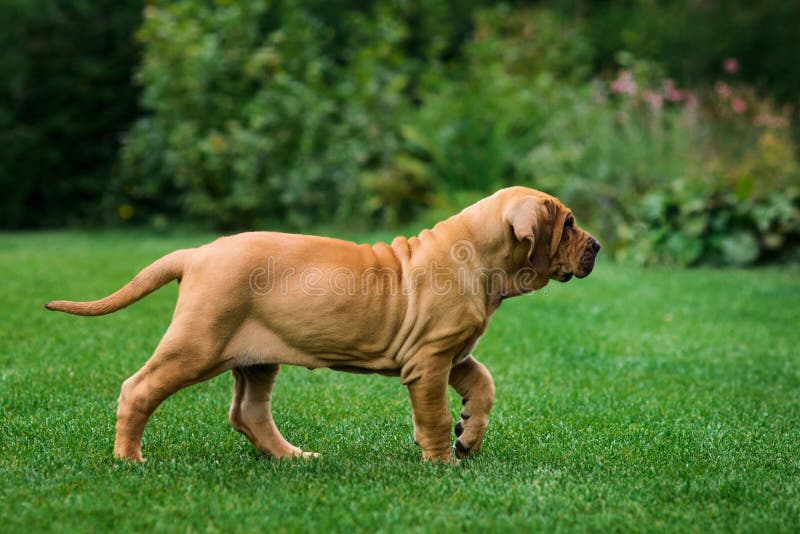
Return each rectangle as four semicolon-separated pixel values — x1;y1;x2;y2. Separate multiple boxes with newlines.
564;218;574;230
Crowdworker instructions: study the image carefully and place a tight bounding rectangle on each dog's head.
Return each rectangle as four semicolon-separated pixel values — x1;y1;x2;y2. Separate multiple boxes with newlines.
501;187;600;287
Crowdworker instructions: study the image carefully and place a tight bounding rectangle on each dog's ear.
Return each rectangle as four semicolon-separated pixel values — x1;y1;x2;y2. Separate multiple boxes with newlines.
504;196;542;264
549;202;569;257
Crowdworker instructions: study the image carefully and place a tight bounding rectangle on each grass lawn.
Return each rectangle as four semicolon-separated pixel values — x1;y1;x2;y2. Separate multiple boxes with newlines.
1;230;799;532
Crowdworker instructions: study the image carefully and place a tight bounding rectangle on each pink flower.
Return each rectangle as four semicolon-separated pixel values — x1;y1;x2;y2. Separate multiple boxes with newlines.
684;91;699;111
611;70;637;96
723;58;739;74
662;79;684;102
643;89;663;110
731;98;747;114
715;82;731;99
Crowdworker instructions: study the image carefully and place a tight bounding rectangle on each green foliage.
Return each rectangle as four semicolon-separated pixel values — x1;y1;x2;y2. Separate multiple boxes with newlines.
119;0;481;229
623;182;800;267
8;0;793;265
523;58;800;266
414;12;800;266
118;2;595;229
398;7;800;266
122;1;800;265
0;0;142;228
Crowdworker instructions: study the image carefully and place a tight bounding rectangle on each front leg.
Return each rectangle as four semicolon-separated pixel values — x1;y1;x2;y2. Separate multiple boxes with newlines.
448;355;495;459
403;358;452;461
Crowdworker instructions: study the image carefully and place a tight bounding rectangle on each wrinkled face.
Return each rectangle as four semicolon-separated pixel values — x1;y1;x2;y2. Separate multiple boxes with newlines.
503;191;600;286
548;208;601;282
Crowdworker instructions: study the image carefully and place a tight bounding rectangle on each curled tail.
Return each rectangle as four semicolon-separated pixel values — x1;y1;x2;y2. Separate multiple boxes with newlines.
45;249;192;316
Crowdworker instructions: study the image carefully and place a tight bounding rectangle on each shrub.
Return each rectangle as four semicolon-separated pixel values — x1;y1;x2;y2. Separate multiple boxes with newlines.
525;54;800;266
118;0;491;229
401;8;800;266
120;2;799;265
382;5;591;215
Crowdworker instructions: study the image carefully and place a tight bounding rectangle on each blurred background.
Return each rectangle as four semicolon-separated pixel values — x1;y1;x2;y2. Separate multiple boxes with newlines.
2;0;799;266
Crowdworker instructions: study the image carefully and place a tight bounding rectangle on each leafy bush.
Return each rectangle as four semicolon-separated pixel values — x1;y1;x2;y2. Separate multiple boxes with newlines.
380;5;591;216
119;0;490;229
119;2;799;265
522;53;800;266
402;7;800;266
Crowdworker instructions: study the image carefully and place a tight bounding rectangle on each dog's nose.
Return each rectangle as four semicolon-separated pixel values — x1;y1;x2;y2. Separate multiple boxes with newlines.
589;237;601;253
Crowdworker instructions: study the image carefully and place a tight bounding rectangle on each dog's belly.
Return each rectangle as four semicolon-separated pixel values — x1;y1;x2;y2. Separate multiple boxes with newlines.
225;319;402;372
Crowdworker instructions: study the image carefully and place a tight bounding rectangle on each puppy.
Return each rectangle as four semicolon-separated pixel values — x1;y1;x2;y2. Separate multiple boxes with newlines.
47;187;600;462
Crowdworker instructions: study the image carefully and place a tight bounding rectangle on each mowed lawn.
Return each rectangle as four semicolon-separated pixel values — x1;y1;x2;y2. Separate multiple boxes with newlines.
1;231;799;532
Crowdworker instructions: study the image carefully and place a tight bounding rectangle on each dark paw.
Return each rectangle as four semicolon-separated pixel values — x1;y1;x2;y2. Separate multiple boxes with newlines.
454;421;464;437
453;439;471;459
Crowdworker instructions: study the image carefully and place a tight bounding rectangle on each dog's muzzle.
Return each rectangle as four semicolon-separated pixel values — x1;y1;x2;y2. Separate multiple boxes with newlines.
575;237;600;279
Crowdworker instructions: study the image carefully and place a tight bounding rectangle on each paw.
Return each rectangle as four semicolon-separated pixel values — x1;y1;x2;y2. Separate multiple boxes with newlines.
452;438;471;459
422;448;457;463
114;451;146;463
281;447;320;460
452;402;486;459
452;416;473;459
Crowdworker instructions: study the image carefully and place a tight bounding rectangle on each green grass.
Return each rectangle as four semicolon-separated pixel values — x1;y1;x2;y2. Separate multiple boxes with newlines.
1;231;799;532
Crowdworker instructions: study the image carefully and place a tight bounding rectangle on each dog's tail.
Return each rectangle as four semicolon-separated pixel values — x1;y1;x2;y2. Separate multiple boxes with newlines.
45;249;192;316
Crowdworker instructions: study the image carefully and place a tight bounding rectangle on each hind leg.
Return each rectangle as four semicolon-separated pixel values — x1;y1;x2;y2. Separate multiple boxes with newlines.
229;365;318;459
114;333;228;462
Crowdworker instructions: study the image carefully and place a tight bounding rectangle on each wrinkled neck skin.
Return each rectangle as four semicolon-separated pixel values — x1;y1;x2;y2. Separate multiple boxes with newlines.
398;194;547;320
